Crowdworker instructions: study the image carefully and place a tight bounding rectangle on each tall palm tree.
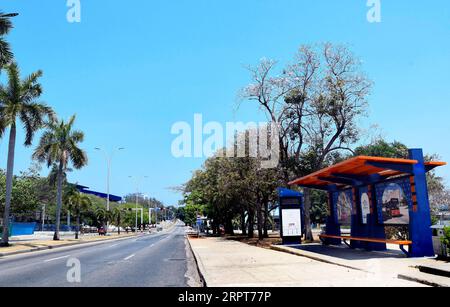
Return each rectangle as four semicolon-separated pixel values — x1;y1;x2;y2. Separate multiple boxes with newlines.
0;63;54;246
32;115;87;241
0;12;17;69
66;191;91;239
95;207;112;233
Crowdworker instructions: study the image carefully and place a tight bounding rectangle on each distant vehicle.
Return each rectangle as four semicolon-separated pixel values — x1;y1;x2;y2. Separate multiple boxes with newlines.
385;198;401;218
98;227;107;236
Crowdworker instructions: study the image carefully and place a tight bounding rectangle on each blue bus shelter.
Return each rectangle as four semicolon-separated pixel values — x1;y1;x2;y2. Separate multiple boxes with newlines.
288;148;446;258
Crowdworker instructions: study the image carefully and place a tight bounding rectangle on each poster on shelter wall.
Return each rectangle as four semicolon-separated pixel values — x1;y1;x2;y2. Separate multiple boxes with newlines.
282;209;302;237
375;177;412;225
359;187;371;224
336;189;353;225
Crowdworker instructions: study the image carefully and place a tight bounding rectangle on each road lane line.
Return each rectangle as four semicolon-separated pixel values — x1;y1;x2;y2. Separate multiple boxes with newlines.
109;243;119;248
124;254;135;261
44;255;70;263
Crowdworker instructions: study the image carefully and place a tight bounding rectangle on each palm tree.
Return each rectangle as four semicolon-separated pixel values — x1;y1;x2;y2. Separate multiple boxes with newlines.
95;207;112;233
0;63;54;246
32;115;87;241
0;12;17;69
66;191;91;239
111;207;123;235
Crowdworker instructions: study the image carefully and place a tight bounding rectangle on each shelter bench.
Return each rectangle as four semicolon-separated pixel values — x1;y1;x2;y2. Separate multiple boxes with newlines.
319;234;413;256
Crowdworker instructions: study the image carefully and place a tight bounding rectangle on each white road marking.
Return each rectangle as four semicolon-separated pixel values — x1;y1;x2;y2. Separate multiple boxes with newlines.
44;255;71;263
109;243;119;248
124;254;135;261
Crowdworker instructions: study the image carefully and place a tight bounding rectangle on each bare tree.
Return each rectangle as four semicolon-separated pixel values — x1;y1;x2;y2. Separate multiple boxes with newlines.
241;43;372;241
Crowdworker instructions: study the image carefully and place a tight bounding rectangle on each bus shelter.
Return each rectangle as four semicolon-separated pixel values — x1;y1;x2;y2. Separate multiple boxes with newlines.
288;148;446;258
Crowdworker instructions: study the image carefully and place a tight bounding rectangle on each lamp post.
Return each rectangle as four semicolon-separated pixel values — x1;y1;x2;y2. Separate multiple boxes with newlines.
128;176;148;231
95;147;124;212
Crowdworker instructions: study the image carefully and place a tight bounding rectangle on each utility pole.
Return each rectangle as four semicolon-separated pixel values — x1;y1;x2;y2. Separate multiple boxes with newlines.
42;204;45;231
128;176;148;231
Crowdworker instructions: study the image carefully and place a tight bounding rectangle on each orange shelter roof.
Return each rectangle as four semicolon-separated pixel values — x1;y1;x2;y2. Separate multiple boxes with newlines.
289;156;446;189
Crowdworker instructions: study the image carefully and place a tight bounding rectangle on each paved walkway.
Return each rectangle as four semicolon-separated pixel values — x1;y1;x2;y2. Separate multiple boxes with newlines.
188;237;426;287
273;244;450;287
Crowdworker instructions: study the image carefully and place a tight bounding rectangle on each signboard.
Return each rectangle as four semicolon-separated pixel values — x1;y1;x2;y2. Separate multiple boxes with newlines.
281;209;302;237
359;187;371;225
375;177;412;225
336;189;353;225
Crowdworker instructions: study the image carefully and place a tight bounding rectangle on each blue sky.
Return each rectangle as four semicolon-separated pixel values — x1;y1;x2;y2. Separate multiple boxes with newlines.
1;0;449;205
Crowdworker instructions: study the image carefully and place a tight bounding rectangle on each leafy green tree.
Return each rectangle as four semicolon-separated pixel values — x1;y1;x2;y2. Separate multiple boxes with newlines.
32;115;87;241
0;63;54;246
0;169;41;221
354;139;409;158
441;227;450;254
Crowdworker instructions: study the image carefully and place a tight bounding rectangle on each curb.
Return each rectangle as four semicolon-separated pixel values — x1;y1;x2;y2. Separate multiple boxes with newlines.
418;265;450;278
186;237;207;287
0;234;138;258
397;274;447;288
270;245;367;273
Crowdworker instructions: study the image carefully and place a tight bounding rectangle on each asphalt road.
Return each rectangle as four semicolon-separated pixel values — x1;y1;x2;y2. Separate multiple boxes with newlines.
0;222;200;287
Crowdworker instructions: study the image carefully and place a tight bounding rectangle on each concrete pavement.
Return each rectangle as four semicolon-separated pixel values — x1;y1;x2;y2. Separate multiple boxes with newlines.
0;222;201;287
188;237;427;287
272;243;450;287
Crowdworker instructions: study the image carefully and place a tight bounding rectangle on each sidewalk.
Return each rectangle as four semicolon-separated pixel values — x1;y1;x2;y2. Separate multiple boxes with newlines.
188;237;426;287
272;243;450;287
0;232;137;257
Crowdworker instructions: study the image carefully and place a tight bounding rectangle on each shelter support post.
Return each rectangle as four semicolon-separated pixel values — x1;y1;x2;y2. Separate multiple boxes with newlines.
408;149;435;257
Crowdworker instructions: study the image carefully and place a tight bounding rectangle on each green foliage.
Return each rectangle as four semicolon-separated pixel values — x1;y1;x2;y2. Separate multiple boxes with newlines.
0;12;14;68
310;190;328;224
354;139;409;159
0;169;41;221
441;227;450;248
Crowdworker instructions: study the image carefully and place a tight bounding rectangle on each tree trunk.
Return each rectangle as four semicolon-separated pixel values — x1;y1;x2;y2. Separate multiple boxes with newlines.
75;215;80;240
224;217;234;235
247;209;255;238
263;202;269;238
53;160;64;241
257;204;263;240
117;216;121;235
303;188;313;241
240;212;247;236
1;124;17;247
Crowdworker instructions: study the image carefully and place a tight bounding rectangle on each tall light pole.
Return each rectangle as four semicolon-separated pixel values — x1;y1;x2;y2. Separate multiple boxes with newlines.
128;175;148;231
95;147;124;212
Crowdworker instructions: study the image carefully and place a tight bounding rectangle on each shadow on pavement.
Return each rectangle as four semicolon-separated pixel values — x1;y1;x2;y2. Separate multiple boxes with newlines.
288;243;406;261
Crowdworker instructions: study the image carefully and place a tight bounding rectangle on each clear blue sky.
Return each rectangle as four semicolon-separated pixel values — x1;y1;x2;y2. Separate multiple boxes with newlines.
1;0;449;205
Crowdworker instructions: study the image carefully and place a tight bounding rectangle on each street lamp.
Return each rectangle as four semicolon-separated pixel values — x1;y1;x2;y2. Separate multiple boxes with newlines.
128;175;148;231
95;147;124;212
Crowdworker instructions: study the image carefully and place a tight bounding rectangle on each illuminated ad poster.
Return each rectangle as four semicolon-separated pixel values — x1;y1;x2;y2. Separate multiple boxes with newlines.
282;209;302;237
335;189;353;225
375;177;412;225
359;187;371;224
